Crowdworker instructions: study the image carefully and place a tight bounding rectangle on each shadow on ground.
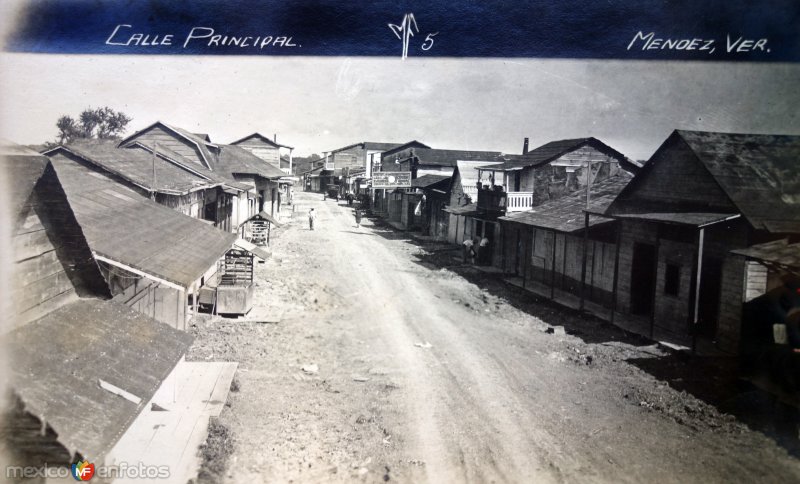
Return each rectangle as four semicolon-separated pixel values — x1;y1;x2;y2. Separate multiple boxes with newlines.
385;227;800;458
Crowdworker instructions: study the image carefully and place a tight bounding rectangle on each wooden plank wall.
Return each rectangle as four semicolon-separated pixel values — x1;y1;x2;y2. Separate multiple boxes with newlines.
524;228;616;304
625;139;736;211
132;126;206;166
11;181;91;331
237;139;280;167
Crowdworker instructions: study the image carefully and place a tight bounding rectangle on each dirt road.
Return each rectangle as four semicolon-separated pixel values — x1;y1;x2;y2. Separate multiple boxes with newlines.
189;192;800;483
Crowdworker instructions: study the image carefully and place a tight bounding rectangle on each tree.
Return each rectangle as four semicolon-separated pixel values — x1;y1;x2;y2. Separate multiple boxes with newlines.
53;107;132;145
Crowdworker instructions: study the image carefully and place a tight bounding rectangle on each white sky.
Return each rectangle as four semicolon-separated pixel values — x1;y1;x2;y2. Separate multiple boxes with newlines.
1;53;798;160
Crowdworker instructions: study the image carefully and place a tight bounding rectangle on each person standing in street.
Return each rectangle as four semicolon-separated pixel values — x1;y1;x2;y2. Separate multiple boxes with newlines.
479;236;490;265
354;208;363;228
463;238;476;264
308;208;316;230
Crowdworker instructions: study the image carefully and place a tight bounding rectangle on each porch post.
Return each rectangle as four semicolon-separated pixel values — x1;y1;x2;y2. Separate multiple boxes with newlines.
580;211;590;311
691;227;706;353
649;224;662;339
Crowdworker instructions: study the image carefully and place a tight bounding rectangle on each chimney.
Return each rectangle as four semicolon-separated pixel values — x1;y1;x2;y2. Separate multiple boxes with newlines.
274;133;277;142
522;137;529;154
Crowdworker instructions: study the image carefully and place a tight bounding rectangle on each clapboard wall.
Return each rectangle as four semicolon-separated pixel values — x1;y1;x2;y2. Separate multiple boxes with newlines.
127;125;209;167
11;165;110;332
235;136;281;167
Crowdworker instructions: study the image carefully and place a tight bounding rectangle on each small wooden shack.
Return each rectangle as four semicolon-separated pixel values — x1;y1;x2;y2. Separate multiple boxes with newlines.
215;248;255;315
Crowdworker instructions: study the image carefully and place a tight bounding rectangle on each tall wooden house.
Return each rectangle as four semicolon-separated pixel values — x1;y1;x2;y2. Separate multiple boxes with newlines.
48;154;238;329
476;137;638;214
603;130;800;353
443;160;502;245
472;138;637;270
231;132;294;173
118;121;287;220
317;141;407;194
43;139;255;234
2;144;192;470
381;148;501;179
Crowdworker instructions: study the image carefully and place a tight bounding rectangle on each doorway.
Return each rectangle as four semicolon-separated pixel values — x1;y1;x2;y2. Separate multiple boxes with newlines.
630;242;656;316
697;257;723;338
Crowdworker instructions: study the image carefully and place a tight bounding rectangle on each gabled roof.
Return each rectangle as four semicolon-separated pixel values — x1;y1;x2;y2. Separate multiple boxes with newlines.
490;138;637;172
676;130;800;233
231;132;294;150
119;121;218;168
126;141;252;192
45;139;220;195
500;173;633;232
5;299;192;460
326;141;404;155
381;140;431;157
402;148;502;167
50;156;237;288
216;144;287;180
1;142;50;218
412;174;451;189
607;130;800;233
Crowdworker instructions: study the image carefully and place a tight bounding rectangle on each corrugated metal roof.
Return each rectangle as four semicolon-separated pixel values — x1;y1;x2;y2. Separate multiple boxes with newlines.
50;139;218;195
499;174;633;232
677;130;800;233
120;121;218;168
411;174;450;188
613;211;740;227
5;298;192;460
50;156;236;288
732;239;800;270
231;132;294;149
492;137;637;172
216;144;287;179
404;148;502;167
443;202;478;215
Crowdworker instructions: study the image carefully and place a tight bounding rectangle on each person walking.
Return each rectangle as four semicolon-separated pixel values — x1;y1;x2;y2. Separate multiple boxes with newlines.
354;208;363;228
308;208;316;230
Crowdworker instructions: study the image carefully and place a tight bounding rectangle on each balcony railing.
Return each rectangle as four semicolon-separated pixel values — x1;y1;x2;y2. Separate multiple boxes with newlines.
506;191;534;212
477;188;534;213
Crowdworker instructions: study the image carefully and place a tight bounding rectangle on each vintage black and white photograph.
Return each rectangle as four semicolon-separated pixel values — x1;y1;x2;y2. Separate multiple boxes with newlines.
1;1;799;482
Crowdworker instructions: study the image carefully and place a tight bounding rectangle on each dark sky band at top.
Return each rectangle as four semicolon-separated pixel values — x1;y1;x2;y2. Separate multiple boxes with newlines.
5;0;800;61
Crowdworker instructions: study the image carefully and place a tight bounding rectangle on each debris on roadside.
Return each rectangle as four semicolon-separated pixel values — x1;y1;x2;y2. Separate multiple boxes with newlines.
302;363;319;374
414;342;433;349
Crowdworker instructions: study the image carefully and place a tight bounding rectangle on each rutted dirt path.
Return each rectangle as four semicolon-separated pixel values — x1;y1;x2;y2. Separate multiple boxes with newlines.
189;191;800;483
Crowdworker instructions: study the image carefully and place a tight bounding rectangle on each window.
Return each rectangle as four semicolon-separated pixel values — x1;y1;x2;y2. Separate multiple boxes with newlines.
664;263;680;296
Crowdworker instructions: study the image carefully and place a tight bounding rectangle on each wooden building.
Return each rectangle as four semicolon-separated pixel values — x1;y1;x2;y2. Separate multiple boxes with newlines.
443;160;502;245
499;173;633;318
44;139;256;234
380;147;501;179
473;138;637;270
2;143;192;471
231;132;294;173
413;174;452;239
476;137;638;214
48;154;238;329
118;121;287;221
603;130;800;353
